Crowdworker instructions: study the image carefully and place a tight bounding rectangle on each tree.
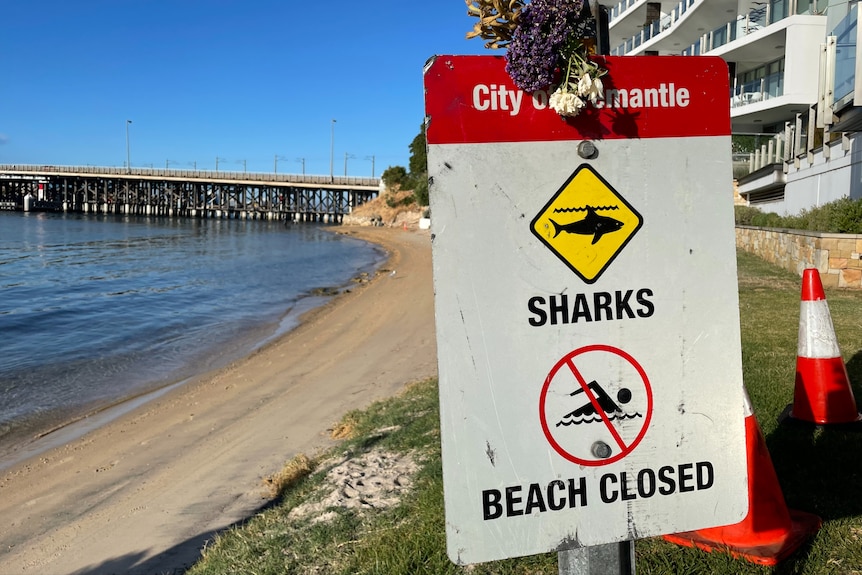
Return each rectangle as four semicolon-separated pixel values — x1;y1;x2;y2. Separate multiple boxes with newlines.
408;122;427;177
381;165;409;190
407;122;428;206
413;178;429;207
379;123;429;205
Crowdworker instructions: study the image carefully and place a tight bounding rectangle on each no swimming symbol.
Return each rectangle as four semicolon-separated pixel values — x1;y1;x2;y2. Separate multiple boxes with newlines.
556;380;641;426
539;345;653;466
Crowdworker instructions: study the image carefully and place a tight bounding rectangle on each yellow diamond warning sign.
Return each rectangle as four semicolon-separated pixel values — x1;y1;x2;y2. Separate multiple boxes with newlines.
530;164;643;284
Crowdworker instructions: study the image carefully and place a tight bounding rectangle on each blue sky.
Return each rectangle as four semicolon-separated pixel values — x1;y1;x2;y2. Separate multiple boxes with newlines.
0;1;488;177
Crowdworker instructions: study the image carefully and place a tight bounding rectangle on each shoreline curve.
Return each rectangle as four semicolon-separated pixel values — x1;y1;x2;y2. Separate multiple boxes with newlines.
0;226;438;575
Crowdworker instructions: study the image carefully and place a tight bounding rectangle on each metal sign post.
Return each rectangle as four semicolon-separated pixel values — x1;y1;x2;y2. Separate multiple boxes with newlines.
559;542;635;575
425;55;748;569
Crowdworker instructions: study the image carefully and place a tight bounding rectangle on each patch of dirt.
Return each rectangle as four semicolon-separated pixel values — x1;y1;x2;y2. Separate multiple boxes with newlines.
288;446;419;524
342;190;426;228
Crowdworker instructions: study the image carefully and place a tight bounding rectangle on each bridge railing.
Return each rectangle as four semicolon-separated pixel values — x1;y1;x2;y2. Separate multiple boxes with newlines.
0;164;380;188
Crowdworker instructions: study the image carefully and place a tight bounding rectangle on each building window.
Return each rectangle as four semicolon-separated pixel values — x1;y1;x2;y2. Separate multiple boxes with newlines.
833;5;857;107
765;59;784;98
733;57;785;104
770;0;787;22
797;0;829;15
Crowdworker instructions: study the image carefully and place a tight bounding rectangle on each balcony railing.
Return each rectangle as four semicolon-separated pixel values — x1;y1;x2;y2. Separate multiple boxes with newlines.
735;132;789;180
609;0;641;21
612;0;789;56
730;72;784;108
611;0;700;55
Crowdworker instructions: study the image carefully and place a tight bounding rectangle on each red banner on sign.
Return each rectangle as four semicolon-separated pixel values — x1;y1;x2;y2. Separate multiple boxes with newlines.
424;55;730;144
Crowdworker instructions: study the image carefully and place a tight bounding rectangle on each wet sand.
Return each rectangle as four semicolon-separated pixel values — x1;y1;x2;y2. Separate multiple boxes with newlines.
0;227;437;575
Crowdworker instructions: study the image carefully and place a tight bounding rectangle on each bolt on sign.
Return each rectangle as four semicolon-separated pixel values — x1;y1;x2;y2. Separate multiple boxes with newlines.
425;55;749;565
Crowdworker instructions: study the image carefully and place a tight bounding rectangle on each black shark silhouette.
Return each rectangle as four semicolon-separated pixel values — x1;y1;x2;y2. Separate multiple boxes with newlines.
550;207;624;245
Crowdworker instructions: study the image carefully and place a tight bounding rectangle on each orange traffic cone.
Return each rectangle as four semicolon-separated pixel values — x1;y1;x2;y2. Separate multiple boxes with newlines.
664;391;821;566
782;268;862;427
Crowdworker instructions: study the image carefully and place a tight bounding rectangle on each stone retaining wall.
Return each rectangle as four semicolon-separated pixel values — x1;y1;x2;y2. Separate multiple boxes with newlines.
736;226;862;288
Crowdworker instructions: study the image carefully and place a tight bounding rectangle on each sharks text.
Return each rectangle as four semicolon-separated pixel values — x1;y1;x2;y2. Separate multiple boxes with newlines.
527;288;655;327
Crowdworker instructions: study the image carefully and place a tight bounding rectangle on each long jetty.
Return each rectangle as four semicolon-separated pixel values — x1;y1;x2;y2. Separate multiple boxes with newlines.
0;165;380;223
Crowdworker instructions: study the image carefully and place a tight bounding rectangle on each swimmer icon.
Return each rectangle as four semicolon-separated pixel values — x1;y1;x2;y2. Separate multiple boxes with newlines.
539;345;653;466
557;381;640;426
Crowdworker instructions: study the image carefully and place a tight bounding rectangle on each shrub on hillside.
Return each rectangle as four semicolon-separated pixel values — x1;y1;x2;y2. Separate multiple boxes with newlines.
735;197;862;233
385;192;416;208
382;166;410;191
804;197;862;233
733;206;762;226
751;211;785;228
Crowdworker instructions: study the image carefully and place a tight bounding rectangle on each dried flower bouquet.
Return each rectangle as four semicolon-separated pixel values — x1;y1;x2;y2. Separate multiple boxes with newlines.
465;0;607;117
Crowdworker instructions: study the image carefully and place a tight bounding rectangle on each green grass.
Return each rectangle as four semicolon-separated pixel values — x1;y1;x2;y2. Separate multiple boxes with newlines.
188;250;862;575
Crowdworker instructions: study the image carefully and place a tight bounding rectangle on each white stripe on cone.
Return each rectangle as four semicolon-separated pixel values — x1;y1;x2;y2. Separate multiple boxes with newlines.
742;389;754;418
798;300;841;359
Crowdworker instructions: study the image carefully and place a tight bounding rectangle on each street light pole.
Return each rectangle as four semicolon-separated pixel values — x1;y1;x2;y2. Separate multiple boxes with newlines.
275;155;289;174
330;119;336;182
344;152;356;177
125;120;132;172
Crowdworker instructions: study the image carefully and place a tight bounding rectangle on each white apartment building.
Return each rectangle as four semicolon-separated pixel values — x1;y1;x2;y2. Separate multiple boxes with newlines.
606;0;862;215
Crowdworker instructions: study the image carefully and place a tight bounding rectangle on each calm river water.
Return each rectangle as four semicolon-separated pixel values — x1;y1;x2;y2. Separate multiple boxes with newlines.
0;211;385;468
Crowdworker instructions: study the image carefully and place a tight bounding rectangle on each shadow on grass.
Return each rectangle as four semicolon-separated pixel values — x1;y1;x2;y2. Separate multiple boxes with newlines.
763;349;862;523
843;350;862;403
68;499;280;575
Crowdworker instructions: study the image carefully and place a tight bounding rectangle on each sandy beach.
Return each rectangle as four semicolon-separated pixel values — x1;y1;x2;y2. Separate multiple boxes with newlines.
0;227;437;575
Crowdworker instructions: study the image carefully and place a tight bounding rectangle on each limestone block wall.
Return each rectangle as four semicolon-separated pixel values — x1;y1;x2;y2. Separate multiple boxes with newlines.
736;226;862;288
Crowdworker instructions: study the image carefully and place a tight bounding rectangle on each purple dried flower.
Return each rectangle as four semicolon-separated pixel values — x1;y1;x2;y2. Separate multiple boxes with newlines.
505;0;586;92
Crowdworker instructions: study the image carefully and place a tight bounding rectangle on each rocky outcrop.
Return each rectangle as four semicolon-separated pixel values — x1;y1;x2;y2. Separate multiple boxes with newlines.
342;190;427;229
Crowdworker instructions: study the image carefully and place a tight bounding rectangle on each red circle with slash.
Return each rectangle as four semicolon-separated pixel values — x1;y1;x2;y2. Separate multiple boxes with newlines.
539;344;652;466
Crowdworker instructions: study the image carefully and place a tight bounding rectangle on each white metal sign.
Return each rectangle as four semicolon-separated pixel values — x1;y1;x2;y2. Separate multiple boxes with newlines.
425;55;749;565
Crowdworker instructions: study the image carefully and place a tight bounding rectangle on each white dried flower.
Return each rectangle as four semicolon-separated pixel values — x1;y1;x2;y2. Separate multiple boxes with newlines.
577;72;604;105
549;88;585;117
